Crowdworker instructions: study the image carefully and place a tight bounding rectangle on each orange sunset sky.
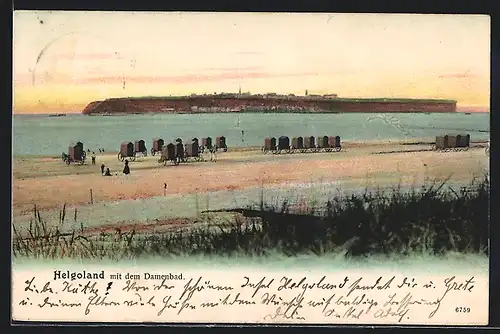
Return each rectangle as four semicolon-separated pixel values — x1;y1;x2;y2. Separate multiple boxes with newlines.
13;12;490;114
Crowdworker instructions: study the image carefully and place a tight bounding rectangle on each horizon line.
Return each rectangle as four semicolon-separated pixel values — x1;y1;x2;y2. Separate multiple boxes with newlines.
13;108;490;116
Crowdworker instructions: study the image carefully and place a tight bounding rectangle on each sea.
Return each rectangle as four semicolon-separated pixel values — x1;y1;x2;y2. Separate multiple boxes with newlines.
13;112;491;270
13;112;490;156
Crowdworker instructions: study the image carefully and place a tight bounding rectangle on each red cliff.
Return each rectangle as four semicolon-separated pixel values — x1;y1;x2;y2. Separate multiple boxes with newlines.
82;94;457;115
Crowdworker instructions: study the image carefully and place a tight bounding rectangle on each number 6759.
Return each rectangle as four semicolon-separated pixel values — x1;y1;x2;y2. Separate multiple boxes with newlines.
455;307;471;313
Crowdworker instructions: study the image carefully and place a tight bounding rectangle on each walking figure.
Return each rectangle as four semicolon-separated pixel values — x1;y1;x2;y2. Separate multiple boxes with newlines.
210;147;217;162
91;152;96;165
123;159;130;175
100;163;105;175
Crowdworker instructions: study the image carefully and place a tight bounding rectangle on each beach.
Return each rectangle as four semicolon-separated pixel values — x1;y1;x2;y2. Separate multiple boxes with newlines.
12;139;489;235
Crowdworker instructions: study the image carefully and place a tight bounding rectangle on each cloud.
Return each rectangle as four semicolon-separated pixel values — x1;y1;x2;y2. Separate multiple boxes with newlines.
18;67;304;86
202;66;264;72
69;70;318;85
456;105;489;112
53;52;122;60
15;71;79;86
438;72;477;79
13;73;34;85
233;51;265;56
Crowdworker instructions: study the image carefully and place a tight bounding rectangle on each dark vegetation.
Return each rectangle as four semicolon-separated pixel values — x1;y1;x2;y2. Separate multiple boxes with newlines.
12;176;489;260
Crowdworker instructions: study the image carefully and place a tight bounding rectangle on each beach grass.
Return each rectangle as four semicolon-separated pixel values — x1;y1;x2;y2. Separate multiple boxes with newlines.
12;175;489;260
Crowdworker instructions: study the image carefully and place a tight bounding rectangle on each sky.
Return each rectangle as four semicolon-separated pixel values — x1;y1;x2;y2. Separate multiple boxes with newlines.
13;12;490;114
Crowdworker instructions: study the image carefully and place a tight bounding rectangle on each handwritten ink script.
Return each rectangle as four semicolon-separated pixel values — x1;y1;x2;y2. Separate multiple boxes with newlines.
12;269;488;324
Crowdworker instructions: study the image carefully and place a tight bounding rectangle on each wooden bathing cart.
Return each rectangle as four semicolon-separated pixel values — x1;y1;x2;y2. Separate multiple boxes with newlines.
291;136;305;153
151;138;165;156
277;136;291;154
134;139;148;157
262;135;341;155
317;136;331;152
158;143;178;165
434;134;470;152
118;142;136;161
262;137;277;154
200;137;213;153
328;135;342;152
304;136;319;153
215;136;228;152
63;141;86;165
184;138;204;162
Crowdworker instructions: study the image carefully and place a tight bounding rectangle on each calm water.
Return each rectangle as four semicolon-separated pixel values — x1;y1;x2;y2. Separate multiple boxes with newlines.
13;112;490;156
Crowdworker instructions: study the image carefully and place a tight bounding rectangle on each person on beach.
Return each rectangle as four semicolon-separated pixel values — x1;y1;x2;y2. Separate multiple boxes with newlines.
210;147;217;162
123;159;130;175
100;163;105;175
104;168;112;176
91;152;96;165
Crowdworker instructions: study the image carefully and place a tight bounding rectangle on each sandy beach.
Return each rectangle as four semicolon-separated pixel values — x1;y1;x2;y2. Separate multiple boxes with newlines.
13;139;489;221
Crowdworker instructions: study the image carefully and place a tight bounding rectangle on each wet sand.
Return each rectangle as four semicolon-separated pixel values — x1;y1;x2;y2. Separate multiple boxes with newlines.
13;139;488;219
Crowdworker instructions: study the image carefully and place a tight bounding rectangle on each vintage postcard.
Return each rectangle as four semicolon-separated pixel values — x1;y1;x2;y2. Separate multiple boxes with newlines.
11;11;490;325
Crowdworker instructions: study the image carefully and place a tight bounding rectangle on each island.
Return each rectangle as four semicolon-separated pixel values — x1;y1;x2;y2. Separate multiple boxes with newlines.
82;93;457;115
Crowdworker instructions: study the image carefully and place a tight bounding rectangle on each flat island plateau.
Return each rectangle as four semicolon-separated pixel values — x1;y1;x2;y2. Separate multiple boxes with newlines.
82;93;457;115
